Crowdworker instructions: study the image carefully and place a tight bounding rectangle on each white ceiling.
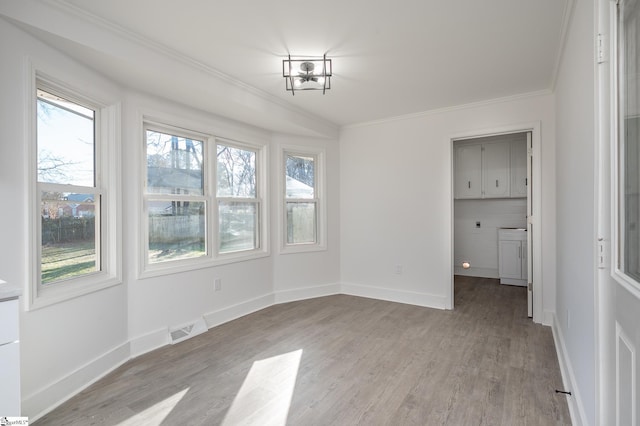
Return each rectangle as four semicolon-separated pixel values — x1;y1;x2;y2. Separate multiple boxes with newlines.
1;0;570;134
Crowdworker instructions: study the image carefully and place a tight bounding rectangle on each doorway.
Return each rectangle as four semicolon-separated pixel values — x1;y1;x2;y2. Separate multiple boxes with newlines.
449;125;541;323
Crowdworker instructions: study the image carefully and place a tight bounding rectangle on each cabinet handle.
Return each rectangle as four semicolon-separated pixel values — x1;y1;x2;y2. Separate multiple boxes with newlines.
496;179;499;187
468;181;471;189
519;246;521;259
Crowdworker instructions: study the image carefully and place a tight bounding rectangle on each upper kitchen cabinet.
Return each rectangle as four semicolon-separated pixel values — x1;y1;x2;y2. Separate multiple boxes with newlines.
510;139;528;198
454;136;527;200
454;144;482;199
482;142;510;198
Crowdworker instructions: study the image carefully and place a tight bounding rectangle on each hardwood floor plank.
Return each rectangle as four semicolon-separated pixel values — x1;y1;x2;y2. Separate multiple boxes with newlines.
34;277;571;425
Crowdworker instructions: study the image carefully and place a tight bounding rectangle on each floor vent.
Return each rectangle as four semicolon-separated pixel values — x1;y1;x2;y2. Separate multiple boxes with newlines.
169;317;207;344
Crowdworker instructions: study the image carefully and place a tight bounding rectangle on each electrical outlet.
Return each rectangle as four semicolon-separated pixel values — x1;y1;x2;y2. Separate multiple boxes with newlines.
214;278;222;292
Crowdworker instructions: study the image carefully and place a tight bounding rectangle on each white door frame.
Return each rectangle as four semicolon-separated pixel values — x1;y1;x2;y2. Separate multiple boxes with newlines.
449;121;543;324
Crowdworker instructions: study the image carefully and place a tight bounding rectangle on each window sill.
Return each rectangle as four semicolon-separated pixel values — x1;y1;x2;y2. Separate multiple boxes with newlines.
279;243;327;255
28;274;122;311
139;249;271;279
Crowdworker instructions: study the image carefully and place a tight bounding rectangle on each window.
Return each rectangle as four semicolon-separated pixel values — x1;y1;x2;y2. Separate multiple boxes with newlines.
281;146;326;252
145;128;206;264
216;143;260;253
616;0;640;290
142;123;266;275
30;79;120;309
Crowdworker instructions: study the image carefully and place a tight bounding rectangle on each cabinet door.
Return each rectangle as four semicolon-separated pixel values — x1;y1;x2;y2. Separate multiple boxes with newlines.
454;145;482;199
499;240;522;279
483;142;510;198
0;342;20;416
510;139;527;197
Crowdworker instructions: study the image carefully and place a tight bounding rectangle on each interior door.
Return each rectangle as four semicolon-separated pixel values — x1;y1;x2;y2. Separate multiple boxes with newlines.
598;1;640;422
526;132;533;317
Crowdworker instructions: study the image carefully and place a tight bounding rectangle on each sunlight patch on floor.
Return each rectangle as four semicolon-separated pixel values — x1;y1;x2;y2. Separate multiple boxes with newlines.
117;388;189;426
222;349;303;426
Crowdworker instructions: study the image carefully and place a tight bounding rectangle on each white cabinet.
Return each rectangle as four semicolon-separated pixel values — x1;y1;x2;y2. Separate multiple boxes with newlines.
483;142;510;198
454;144;482;199
454;138;527;199
510;139;527;198
498;228;527;286
0;297;20;416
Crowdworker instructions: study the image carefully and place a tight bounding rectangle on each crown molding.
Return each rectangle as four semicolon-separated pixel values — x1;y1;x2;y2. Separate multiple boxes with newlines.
12;0;339;138
341;89;553;130
550;0;576;92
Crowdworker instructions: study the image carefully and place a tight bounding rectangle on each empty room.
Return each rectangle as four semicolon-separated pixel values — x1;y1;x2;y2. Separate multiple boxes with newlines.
0;0;638;425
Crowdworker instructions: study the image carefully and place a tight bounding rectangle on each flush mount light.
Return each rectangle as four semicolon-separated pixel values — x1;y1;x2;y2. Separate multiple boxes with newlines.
283;54;332;95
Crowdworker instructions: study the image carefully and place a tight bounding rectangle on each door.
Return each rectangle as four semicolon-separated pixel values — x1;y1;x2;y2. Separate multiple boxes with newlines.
483;142;510;198
510;139;528;197
454;145;482;198
599;2;640;423
526;132;533;318
498;240;522;279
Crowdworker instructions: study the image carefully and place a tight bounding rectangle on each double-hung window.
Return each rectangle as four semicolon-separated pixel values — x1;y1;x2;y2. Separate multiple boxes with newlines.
281;146;326;252
30;79;120;309
216;142;260;254
142;123;266;275
144;126;207;264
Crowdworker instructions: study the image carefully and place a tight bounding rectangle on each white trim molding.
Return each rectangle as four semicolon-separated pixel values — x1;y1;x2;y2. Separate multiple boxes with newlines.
340;282;448;309
23;342;130;422
552;312;588;426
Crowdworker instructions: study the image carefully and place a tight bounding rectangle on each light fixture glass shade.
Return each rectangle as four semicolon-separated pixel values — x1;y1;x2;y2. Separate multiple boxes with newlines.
283;55;332;95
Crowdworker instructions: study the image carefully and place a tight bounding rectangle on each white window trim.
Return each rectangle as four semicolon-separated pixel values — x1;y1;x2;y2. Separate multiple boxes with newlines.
279;144;327;254
612;0;640;299
26;71;122;310
139;122;269;279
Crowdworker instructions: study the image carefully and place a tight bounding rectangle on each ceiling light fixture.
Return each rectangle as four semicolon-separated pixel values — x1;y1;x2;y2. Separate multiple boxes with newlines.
283;54;332;95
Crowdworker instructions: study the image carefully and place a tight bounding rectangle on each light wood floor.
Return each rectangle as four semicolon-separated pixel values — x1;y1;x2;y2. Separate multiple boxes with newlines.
35;276;571;425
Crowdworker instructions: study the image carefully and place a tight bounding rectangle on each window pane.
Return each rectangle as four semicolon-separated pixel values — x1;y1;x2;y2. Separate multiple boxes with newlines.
41;191;97;284
622;0;640;281
146;130;204;195
217;145;256;197
286;154;315;199
37;90;95;186
286;202;317;244
219;202;258;253
148;200;206;263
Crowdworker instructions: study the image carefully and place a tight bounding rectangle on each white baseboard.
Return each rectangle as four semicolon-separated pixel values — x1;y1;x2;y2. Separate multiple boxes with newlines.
551;313;587;426
274;283;340;304
204;293;274;329
340;282;448;309
453;266;499;278
23;341;130;422
129;327;169;358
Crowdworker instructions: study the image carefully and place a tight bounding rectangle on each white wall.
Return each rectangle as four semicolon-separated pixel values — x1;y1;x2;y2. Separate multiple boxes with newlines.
454;199;527;278
271;134;341;302
121;91;276;353
0;18;341;420
553;0;597;423
0;19;129;417
339;93;556;316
